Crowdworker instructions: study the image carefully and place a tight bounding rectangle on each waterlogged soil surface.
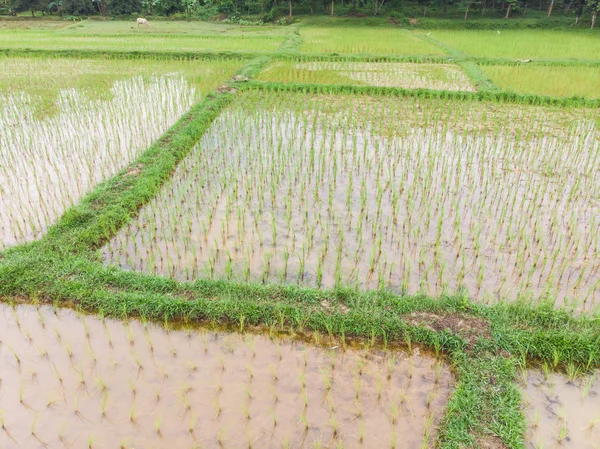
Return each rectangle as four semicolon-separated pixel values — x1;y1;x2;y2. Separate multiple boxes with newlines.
0;57;242;251
258;61;476;91
103;92;600;311
0;75;196;251
523;371;600;448
0;303;453;448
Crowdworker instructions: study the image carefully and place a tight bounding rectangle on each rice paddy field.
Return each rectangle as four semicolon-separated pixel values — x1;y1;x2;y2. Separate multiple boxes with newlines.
481;64;600;99
1;17;600;449
299;27;444;55
425;30;600;60
0;31;283;52
258;61;476;91
0;302;453;448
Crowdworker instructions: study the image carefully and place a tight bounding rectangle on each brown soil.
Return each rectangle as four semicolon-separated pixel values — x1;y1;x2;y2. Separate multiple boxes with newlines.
405;312;491;348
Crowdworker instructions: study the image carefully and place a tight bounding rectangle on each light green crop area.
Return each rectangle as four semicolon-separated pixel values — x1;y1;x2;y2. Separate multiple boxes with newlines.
61;19;289;36
427;30;600;60
0;56;243;117
300;27;444;55
481;64;600;99
0;31;283;52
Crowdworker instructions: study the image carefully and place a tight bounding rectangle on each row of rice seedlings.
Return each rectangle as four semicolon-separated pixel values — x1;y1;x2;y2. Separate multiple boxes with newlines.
0;75;196;250
259;61;476;92
0;302;453;448
524;370;600;448
103;91;600;312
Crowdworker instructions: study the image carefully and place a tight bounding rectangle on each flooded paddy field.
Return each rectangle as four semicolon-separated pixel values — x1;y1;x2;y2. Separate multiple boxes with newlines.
523;371;600;448
103;91;600;311
258;61;476;91
0;302;453;448
0;56;243;251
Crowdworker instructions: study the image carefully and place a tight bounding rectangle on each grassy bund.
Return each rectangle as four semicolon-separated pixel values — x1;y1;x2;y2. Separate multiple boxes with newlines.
1;19;600;449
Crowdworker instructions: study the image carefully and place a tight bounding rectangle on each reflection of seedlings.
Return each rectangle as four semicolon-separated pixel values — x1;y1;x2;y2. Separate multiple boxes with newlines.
269;364;278;382
426;390;437;408
358;419;365;443
587;416;600;430
129;404;136;422
145;332;154;353
242;403;251;421
96;378;107;393
129;380;136;399
189;411;196;433
8;345;21;368
422;413;435;449
186;361;198;373
298;370;306;389
155;415;163;436
101;392;109;417
329;414;339;436
132;351;143;370
354;376;361;399
299;410;309;432
51;362;63;384
217;428;225;447
270;384;279;404
213;398;222;417
301;387;308;409
82;319;91;339
530;410;540;428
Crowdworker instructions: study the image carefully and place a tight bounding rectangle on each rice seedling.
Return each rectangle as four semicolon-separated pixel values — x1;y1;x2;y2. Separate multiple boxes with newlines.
103;91;600;312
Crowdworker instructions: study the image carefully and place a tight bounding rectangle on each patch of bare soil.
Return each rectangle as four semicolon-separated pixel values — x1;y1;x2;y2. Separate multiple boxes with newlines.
405;311;491;348
474;434;509;449
217;84;237;94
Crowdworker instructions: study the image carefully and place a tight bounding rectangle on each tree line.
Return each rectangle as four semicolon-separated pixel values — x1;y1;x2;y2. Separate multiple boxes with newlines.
0;0;598;27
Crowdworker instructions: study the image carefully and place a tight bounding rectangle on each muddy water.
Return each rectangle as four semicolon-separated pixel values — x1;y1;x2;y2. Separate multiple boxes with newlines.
0;75;196;251
102;93;600;312
524;371;600;449
0;303;453;448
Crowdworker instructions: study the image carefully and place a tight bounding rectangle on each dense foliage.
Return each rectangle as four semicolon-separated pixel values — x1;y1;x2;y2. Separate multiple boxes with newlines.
1;0;599;26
